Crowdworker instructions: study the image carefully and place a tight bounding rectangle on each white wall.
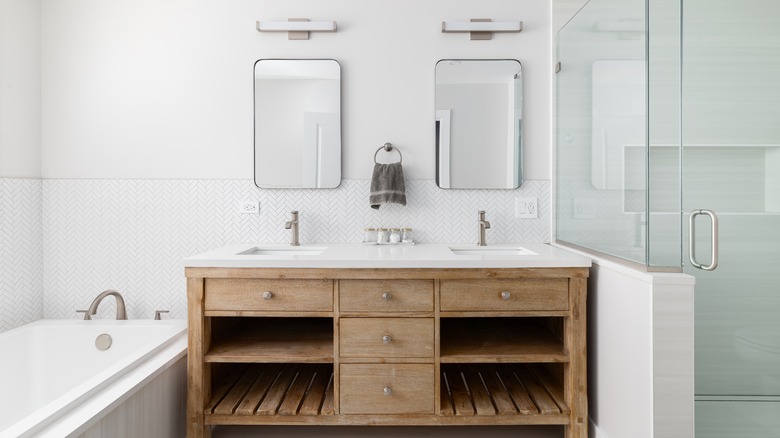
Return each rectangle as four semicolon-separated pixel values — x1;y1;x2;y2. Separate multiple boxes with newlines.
586;254;694;438
40;0;550;181
0;0;41;177
0;0;42;334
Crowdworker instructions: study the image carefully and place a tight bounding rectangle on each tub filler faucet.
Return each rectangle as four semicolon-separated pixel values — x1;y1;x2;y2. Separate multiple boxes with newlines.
285;211;300;246
78;290;128;320
478;210;491;246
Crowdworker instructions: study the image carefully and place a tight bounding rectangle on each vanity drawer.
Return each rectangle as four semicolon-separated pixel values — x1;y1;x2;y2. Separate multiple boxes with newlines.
339;364;435;414
440;279;569;312
339;317;434;359
204;278;333;312
339;280;434;313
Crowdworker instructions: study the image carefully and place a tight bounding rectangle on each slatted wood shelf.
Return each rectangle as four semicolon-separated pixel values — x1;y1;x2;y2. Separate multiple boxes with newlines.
440;318;566;363
206;318;333;363
206;363;334;418
440;364;569;417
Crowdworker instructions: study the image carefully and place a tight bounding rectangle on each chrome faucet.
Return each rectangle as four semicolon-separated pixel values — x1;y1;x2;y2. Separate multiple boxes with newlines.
284;211;300;246
478;210;491;246
82;290;128;320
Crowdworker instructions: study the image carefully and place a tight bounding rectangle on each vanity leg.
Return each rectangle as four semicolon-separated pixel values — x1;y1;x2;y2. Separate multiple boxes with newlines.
187;277;211;438
565;277;588;438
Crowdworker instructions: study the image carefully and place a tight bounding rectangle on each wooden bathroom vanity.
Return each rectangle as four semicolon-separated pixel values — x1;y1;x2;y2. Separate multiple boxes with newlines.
184;244;590;438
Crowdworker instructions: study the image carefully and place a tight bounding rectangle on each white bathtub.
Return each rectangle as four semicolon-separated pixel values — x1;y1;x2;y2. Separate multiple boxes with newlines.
0;319;187;438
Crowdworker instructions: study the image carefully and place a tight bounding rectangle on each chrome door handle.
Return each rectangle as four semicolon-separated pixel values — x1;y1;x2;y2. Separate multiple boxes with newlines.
689;209;719;271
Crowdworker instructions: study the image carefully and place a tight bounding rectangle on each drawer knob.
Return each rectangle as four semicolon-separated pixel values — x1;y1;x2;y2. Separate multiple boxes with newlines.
382;292;392;301
383;387;393;396
501;291;511;300
382;335;392;345
262;291;274;300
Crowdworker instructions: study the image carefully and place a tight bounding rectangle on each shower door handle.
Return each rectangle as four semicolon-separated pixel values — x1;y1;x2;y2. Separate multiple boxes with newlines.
689;209;719;271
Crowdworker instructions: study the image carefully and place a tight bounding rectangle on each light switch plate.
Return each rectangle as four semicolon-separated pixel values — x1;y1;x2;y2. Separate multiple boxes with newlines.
515;197;538;219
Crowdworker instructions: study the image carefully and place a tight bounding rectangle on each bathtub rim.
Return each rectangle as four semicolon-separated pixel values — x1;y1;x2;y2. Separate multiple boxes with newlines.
0;319;187;438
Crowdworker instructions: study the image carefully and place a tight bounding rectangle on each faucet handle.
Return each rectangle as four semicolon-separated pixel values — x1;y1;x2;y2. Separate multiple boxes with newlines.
76;310;92;320
154;310;169;320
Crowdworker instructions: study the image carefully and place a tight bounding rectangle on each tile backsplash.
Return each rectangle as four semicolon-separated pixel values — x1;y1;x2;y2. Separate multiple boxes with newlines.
35;178;549;320
0;178;43;332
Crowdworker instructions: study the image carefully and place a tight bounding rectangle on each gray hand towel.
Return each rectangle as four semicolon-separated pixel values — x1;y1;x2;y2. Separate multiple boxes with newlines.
370;162;406;209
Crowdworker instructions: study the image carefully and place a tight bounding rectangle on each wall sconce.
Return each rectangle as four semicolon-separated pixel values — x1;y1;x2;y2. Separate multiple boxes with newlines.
256;18;338;40
441;19;523;40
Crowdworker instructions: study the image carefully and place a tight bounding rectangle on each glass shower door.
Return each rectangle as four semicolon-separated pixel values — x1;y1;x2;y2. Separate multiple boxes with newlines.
683;1;780;435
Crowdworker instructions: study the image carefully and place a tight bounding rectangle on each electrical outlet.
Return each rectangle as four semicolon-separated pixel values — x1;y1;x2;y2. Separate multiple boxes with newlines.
515;197;538;219
239;201;260;214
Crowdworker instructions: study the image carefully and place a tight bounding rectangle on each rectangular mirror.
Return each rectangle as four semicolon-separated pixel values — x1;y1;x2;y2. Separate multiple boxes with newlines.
435;59;523;189
254;59;341;188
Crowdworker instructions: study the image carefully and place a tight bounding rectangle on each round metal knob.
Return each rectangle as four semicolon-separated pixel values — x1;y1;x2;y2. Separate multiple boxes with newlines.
383;387;392;396
382;292;392;301
501;291;511;300
382;335;392;345
262;291;273;300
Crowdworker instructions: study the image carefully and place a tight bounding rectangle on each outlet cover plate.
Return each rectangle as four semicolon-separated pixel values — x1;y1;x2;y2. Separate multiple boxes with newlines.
515;197;538;219
239;201;260;214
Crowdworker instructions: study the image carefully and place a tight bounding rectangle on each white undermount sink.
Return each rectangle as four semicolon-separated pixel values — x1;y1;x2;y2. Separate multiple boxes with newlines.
448;246;536;256
238;246;327;256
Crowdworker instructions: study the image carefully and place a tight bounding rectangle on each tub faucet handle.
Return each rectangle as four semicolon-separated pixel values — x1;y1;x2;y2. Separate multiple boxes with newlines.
76;309;92;320
154;310;169;320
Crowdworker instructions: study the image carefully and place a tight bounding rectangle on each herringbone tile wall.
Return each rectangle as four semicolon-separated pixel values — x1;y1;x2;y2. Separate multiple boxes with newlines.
40;179;550;320
0;178;43;333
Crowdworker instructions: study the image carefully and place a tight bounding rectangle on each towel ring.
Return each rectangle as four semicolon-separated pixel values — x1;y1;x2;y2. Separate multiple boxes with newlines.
374;142;402;164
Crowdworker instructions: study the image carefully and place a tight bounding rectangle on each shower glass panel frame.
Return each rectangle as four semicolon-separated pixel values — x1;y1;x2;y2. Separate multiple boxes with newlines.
554;0;682;270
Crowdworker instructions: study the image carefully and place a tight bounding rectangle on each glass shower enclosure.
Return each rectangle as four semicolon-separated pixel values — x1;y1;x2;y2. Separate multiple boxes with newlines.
556;0;780;435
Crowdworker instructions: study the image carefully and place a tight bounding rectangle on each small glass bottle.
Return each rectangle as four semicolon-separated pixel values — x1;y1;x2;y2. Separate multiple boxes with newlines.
363;228;377;243
389;228;402;243
401;227;414;243
376;228;389;243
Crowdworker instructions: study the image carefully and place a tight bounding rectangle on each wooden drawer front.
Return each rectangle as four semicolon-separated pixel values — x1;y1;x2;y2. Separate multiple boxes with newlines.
339;280;434;313
204;278;333;312
440;279;569;312
339;318;434;359
340;364;435;414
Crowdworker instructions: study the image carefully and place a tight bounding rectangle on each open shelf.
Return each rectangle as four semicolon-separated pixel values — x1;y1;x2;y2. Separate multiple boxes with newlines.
440;363;569;417
440;318;566;363
206;318;333;363
207;363;334;418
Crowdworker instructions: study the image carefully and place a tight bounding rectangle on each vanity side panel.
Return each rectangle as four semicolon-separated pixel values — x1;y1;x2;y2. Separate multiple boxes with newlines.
187;276;211;438
565;277;588;438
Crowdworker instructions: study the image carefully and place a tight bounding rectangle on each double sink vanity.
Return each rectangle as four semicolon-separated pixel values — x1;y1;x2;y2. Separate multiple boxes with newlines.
184;243;591;437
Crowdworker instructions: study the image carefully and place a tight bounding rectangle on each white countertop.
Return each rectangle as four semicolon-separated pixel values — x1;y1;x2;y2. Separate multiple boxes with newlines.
183;243;592;269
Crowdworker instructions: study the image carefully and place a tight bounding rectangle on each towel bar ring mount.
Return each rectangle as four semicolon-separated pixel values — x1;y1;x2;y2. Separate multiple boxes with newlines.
374;142;402;164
